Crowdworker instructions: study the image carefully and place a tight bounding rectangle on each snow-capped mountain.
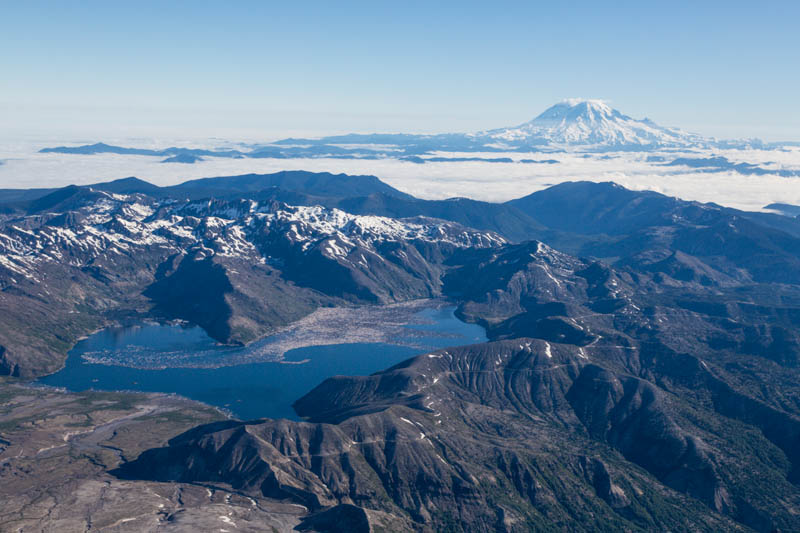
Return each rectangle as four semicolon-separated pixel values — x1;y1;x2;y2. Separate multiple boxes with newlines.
271;99;727;152
0;190;504;280
478;99;708;150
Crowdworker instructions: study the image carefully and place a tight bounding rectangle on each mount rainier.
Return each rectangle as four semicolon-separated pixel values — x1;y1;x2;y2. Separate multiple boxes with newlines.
476;98;709;150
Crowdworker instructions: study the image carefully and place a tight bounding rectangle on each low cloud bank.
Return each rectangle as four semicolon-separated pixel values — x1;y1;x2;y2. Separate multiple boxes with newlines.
1;142;799;212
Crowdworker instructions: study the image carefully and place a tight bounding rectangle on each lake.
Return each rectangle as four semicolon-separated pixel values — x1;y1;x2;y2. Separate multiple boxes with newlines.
38;305;486;421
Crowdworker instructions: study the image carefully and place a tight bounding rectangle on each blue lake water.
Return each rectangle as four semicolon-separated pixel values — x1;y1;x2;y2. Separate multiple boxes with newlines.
38;306;485;421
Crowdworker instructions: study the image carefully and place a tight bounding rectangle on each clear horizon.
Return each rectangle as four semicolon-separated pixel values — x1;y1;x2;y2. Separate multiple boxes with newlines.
3;1;800;142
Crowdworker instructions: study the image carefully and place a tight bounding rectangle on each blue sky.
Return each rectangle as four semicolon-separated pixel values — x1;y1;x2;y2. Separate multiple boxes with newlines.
2;1;799;141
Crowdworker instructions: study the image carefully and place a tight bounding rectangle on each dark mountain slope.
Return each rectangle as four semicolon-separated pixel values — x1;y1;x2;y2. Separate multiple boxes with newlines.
509;180;800;239
766;202;800;217
0;171;414;209
119;339;800;531
169;170;415;200
507;181;685;235
0;187;59;205
441;238;800;503
334;193;550;243
443;239;800;400
91;176;162;195
508;181;800;283
24;185;108;214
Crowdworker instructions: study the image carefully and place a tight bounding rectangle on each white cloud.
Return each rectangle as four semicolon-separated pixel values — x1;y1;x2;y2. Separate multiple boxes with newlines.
1;140;799;213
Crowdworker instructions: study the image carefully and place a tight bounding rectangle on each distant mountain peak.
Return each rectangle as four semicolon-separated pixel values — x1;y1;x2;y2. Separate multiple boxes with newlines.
525;99;624;130
480;99;707;150
533;98;616;120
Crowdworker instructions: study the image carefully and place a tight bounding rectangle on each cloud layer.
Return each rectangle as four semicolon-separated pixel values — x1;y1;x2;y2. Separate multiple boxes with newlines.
1;140;799;213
